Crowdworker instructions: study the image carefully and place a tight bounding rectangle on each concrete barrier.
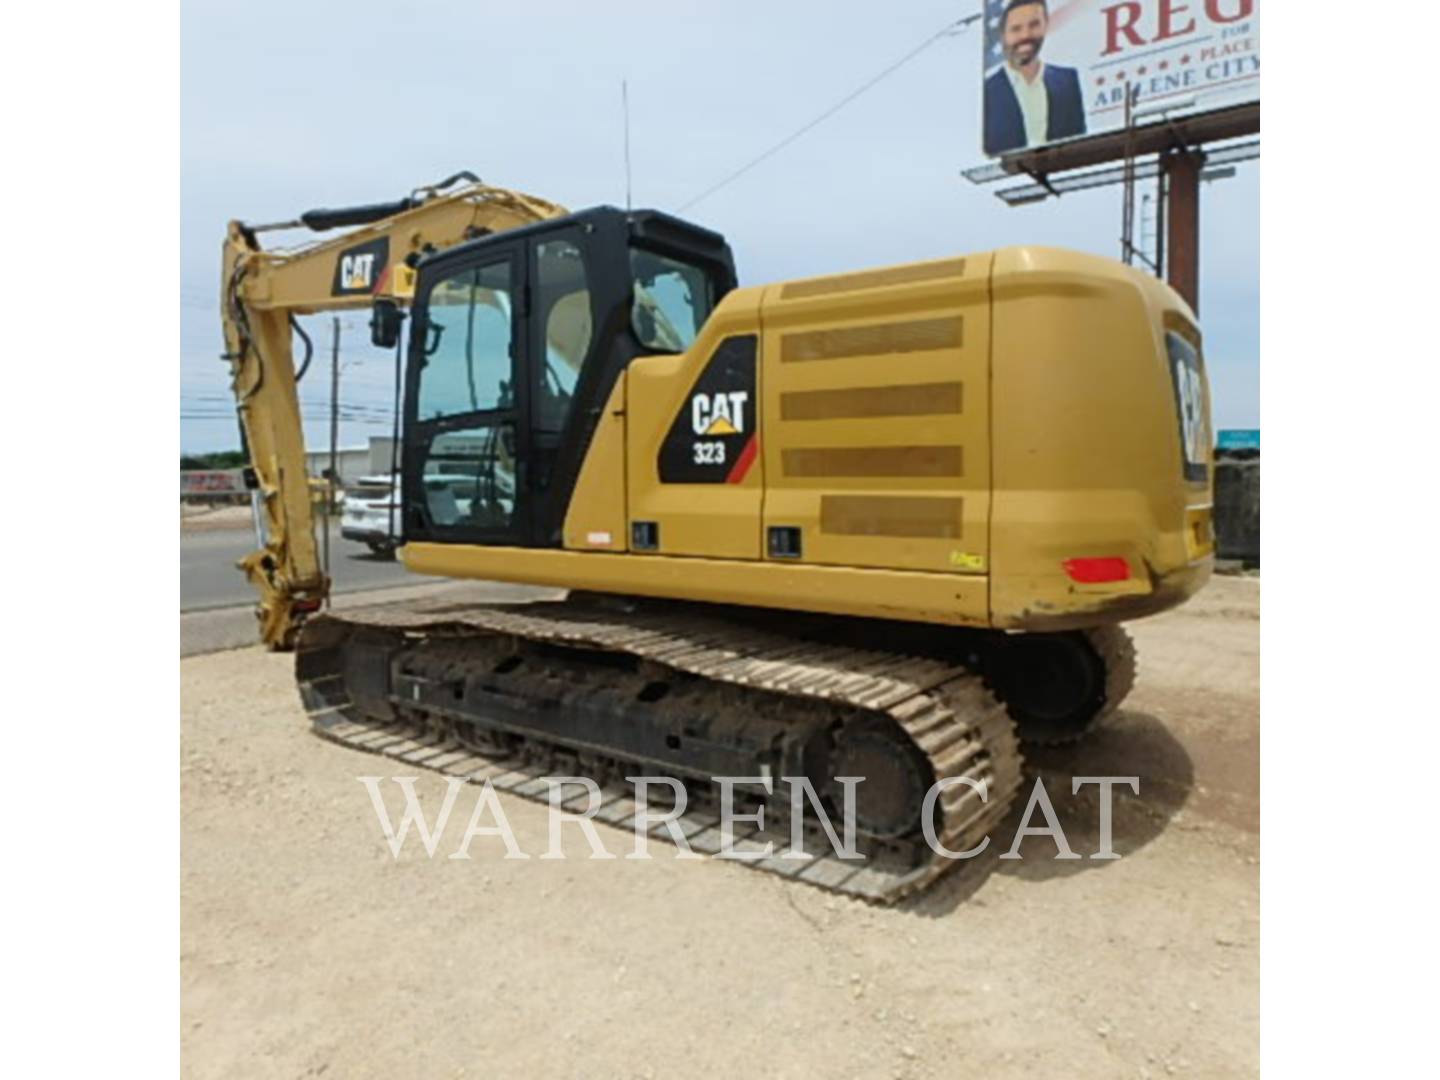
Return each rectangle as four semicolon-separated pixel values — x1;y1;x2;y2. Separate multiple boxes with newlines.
1213;450;1259;565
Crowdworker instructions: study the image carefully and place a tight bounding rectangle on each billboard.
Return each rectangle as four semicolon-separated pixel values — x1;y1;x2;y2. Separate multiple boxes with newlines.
982;0;1260;157
180;469;245;495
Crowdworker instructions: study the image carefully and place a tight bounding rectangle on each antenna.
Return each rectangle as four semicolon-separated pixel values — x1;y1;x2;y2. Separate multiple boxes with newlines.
621;79;633;211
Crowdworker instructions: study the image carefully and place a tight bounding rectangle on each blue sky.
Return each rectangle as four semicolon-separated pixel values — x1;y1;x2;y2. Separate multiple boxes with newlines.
180;0;1258;453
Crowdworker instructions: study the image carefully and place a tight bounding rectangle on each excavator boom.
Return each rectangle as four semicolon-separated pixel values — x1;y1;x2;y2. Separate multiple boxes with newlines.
219;177;566;647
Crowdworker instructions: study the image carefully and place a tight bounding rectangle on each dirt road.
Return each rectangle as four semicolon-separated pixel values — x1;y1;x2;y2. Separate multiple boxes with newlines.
181;577;1259;1079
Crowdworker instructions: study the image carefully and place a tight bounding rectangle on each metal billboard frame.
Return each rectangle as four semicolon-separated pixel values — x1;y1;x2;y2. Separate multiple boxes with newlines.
962;101;1259;314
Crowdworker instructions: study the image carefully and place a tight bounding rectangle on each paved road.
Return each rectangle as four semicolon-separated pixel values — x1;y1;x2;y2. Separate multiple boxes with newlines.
180;579;561;657
180;523;414;612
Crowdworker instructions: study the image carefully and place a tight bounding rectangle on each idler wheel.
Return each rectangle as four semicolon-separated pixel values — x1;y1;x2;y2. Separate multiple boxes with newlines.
823;721;932;839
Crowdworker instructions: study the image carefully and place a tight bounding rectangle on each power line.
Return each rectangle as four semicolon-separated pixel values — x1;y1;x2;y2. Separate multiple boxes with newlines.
181;398;396;412
180;416;397;423
675;12;981;214
181;414;397;427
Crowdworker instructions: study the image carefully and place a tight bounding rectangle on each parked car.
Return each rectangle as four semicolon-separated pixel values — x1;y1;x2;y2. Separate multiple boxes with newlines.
340;473;481;557
340;475;401;557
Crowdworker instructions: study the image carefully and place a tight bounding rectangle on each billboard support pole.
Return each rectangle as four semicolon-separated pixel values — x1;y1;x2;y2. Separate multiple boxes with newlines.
1120;86;1137;265
1163;148;1205;316
1019;166;1059;198
1155;159;1167;275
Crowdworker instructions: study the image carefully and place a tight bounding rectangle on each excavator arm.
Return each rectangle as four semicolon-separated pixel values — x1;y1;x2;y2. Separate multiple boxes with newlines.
219;176;567;648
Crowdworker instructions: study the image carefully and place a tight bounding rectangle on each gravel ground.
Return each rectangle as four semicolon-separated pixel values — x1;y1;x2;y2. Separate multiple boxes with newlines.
181;577;1259;1079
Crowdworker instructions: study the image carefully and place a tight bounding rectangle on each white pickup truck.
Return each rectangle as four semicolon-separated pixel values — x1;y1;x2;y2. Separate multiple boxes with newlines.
341;473;481;557
340;475;402;557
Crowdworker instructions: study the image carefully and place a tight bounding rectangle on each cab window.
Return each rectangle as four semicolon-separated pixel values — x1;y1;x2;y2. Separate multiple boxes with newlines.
416;259;514;420
630;248;714;352
419;423;517;532
536;239;593;433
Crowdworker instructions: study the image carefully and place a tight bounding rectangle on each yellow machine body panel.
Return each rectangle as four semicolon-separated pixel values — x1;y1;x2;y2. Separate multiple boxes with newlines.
757;255;991;584
402;544;991;626
987;247;1212;629
621;286;767;560
406;244;1211;633
560;375;629;553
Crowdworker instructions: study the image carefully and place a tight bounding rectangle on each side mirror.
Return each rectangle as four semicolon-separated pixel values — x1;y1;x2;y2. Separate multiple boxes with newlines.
370;298;404;349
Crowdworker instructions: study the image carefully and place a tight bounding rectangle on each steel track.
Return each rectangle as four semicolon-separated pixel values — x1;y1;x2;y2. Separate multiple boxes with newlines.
297;597;1025;903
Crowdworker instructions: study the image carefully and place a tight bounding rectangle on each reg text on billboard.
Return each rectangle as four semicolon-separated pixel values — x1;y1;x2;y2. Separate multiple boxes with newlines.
982;0;1260;157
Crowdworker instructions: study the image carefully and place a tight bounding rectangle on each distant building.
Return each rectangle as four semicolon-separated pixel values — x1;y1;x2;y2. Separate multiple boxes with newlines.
304;446;371;487
304;437;402;487
366;437;398;475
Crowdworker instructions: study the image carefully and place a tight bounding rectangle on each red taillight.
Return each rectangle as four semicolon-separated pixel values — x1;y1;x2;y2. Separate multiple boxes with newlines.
1062;557;1131;584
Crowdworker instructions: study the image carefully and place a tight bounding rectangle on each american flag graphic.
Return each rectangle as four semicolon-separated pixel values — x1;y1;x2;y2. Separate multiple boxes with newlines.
984;0;1008;73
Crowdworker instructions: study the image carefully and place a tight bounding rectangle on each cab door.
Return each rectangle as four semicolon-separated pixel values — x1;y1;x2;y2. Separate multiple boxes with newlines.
403;243;533;546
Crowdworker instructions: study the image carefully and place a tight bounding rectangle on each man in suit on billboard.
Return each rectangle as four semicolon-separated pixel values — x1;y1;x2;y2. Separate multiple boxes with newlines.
984;0;1087;155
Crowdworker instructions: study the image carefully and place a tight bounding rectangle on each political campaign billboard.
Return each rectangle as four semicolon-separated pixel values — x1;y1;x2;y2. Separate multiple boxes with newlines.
982;0;1260;157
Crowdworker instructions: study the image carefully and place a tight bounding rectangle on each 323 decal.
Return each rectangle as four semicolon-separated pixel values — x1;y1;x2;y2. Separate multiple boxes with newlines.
657;335;758;485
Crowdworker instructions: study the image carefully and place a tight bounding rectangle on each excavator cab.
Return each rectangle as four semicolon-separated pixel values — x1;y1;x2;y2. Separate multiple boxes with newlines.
392;207;737;552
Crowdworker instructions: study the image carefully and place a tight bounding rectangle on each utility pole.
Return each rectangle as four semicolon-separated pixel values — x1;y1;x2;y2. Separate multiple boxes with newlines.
325;316;340;605
388;327;404;547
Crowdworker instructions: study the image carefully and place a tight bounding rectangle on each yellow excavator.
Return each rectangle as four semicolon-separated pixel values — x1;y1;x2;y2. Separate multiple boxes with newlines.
220;173;1213;901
